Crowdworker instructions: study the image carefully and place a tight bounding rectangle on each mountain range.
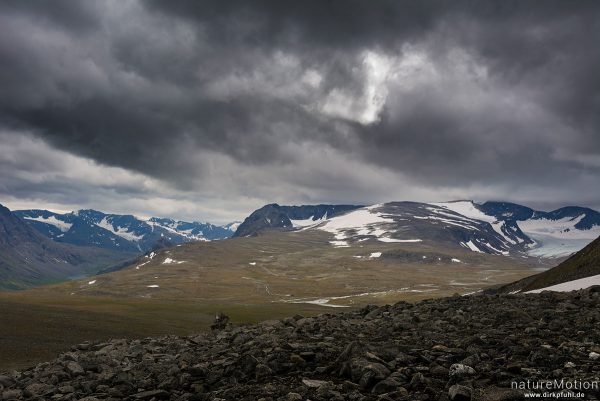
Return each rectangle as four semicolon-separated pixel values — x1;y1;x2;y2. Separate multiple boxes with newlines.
0;204;237;289
14;209;235;253
233;200;600;258
2;199;600;290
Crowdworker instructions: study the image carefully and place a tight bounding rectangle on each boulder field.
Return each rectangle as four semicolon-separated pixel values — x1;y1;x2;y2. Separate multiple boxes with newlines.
2;288;600;400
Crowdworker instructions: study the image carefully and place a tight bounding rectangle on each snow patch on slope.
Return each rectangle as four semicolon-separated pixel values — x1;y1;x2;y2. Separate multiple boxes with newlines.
291;215;327;228
463;240;483;253
378;238;422;243
147;220;208;241
431;201;517;246
432;201;495;223
319;206;393;234
317;205;420;246
23;215;72;232
97;218;145;242
525;274;600;293
518;215;599;240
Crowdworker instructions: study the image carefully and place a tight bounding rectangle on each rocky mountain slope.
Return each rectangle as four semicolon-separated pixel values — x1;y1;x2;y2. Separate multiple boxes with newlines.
233;204;362;237
0;204;135;290
495;235;600;294
1;289;599;400
14;209;235;253
235;201;600;258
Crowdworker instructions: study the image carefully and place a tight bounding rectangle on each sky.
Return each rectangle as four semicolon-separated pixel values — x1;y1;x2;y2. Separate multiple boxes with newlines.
1;1;599;224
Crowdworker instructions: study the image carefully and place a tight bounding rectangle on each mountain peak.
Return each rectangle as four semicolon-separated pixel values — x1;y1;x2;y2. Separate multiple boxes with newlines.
233;203;364;237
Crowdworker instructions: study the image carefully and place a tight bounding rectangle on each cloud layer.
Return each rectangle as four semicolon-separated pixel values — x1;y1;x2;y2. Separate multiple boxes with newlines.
1;1;599;222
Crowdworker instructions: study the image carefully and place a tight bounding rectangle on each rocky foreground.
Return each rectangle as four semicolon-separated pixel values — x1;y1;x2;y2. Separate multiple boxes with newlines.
2;289;600;401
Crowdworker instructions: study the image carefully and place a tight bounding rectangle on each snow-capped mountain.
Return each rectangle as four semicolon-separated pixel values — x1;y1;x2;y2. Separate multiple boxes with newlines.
495;234;600;294
232;204;362;237
15;209;236;253
0;204;135;290
222;221;242;233
454;201;600;257
236;201;600;258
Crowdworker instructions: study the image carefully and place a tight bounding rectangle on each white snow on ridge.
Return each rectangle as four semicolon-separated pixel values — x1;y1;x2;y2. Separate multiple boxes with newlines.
317;206;421;246
369;252;382;258
431;201;517;246
319;207;394;235
226;222;241;232
431;201;495;223
525;274;600;293
434;201;600;258
23;215;72;232
97;218;145;242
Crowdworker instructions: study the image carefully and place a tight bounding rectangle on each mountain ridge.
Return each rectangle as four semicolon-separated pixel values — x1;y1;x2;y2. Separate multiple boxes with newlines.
233;203;363;237
235;200;600;258
14;208;235;254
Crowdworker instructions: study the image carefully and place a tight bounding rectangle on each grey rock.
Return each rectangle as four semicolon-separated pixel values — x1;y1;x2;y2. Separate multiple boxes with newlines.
449;384;472;401
371;377;406;395
134;389;170;399
286;392;302;401
449;363;476;378
1;389;22;400
0;290;597;401
66;361;85;376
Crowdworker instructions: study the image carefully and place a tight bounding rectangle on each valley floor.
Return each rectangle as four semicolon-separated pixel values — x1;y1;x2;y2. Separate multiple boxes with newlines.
0;231;554;372
0;295;327;372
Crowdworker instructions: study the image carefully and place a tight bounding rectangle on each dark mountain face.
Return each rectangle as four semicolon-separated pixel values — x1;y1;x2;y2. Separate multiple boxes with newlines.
0;204;134;290
233;204;293;237
478;203;600;231
233;204;363;237
477;202;534;221
544;206;600;230
282;204;362;221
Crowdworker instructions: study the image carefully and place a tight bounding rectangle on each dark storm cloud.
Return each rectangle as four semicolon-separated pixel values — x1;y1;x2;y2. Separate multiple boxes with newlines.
1;0;600;215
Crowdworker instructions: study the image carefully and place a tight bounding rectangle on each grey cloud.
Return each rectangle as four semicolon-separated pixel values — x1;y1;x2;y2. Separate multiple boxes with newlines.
0;0;599;217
